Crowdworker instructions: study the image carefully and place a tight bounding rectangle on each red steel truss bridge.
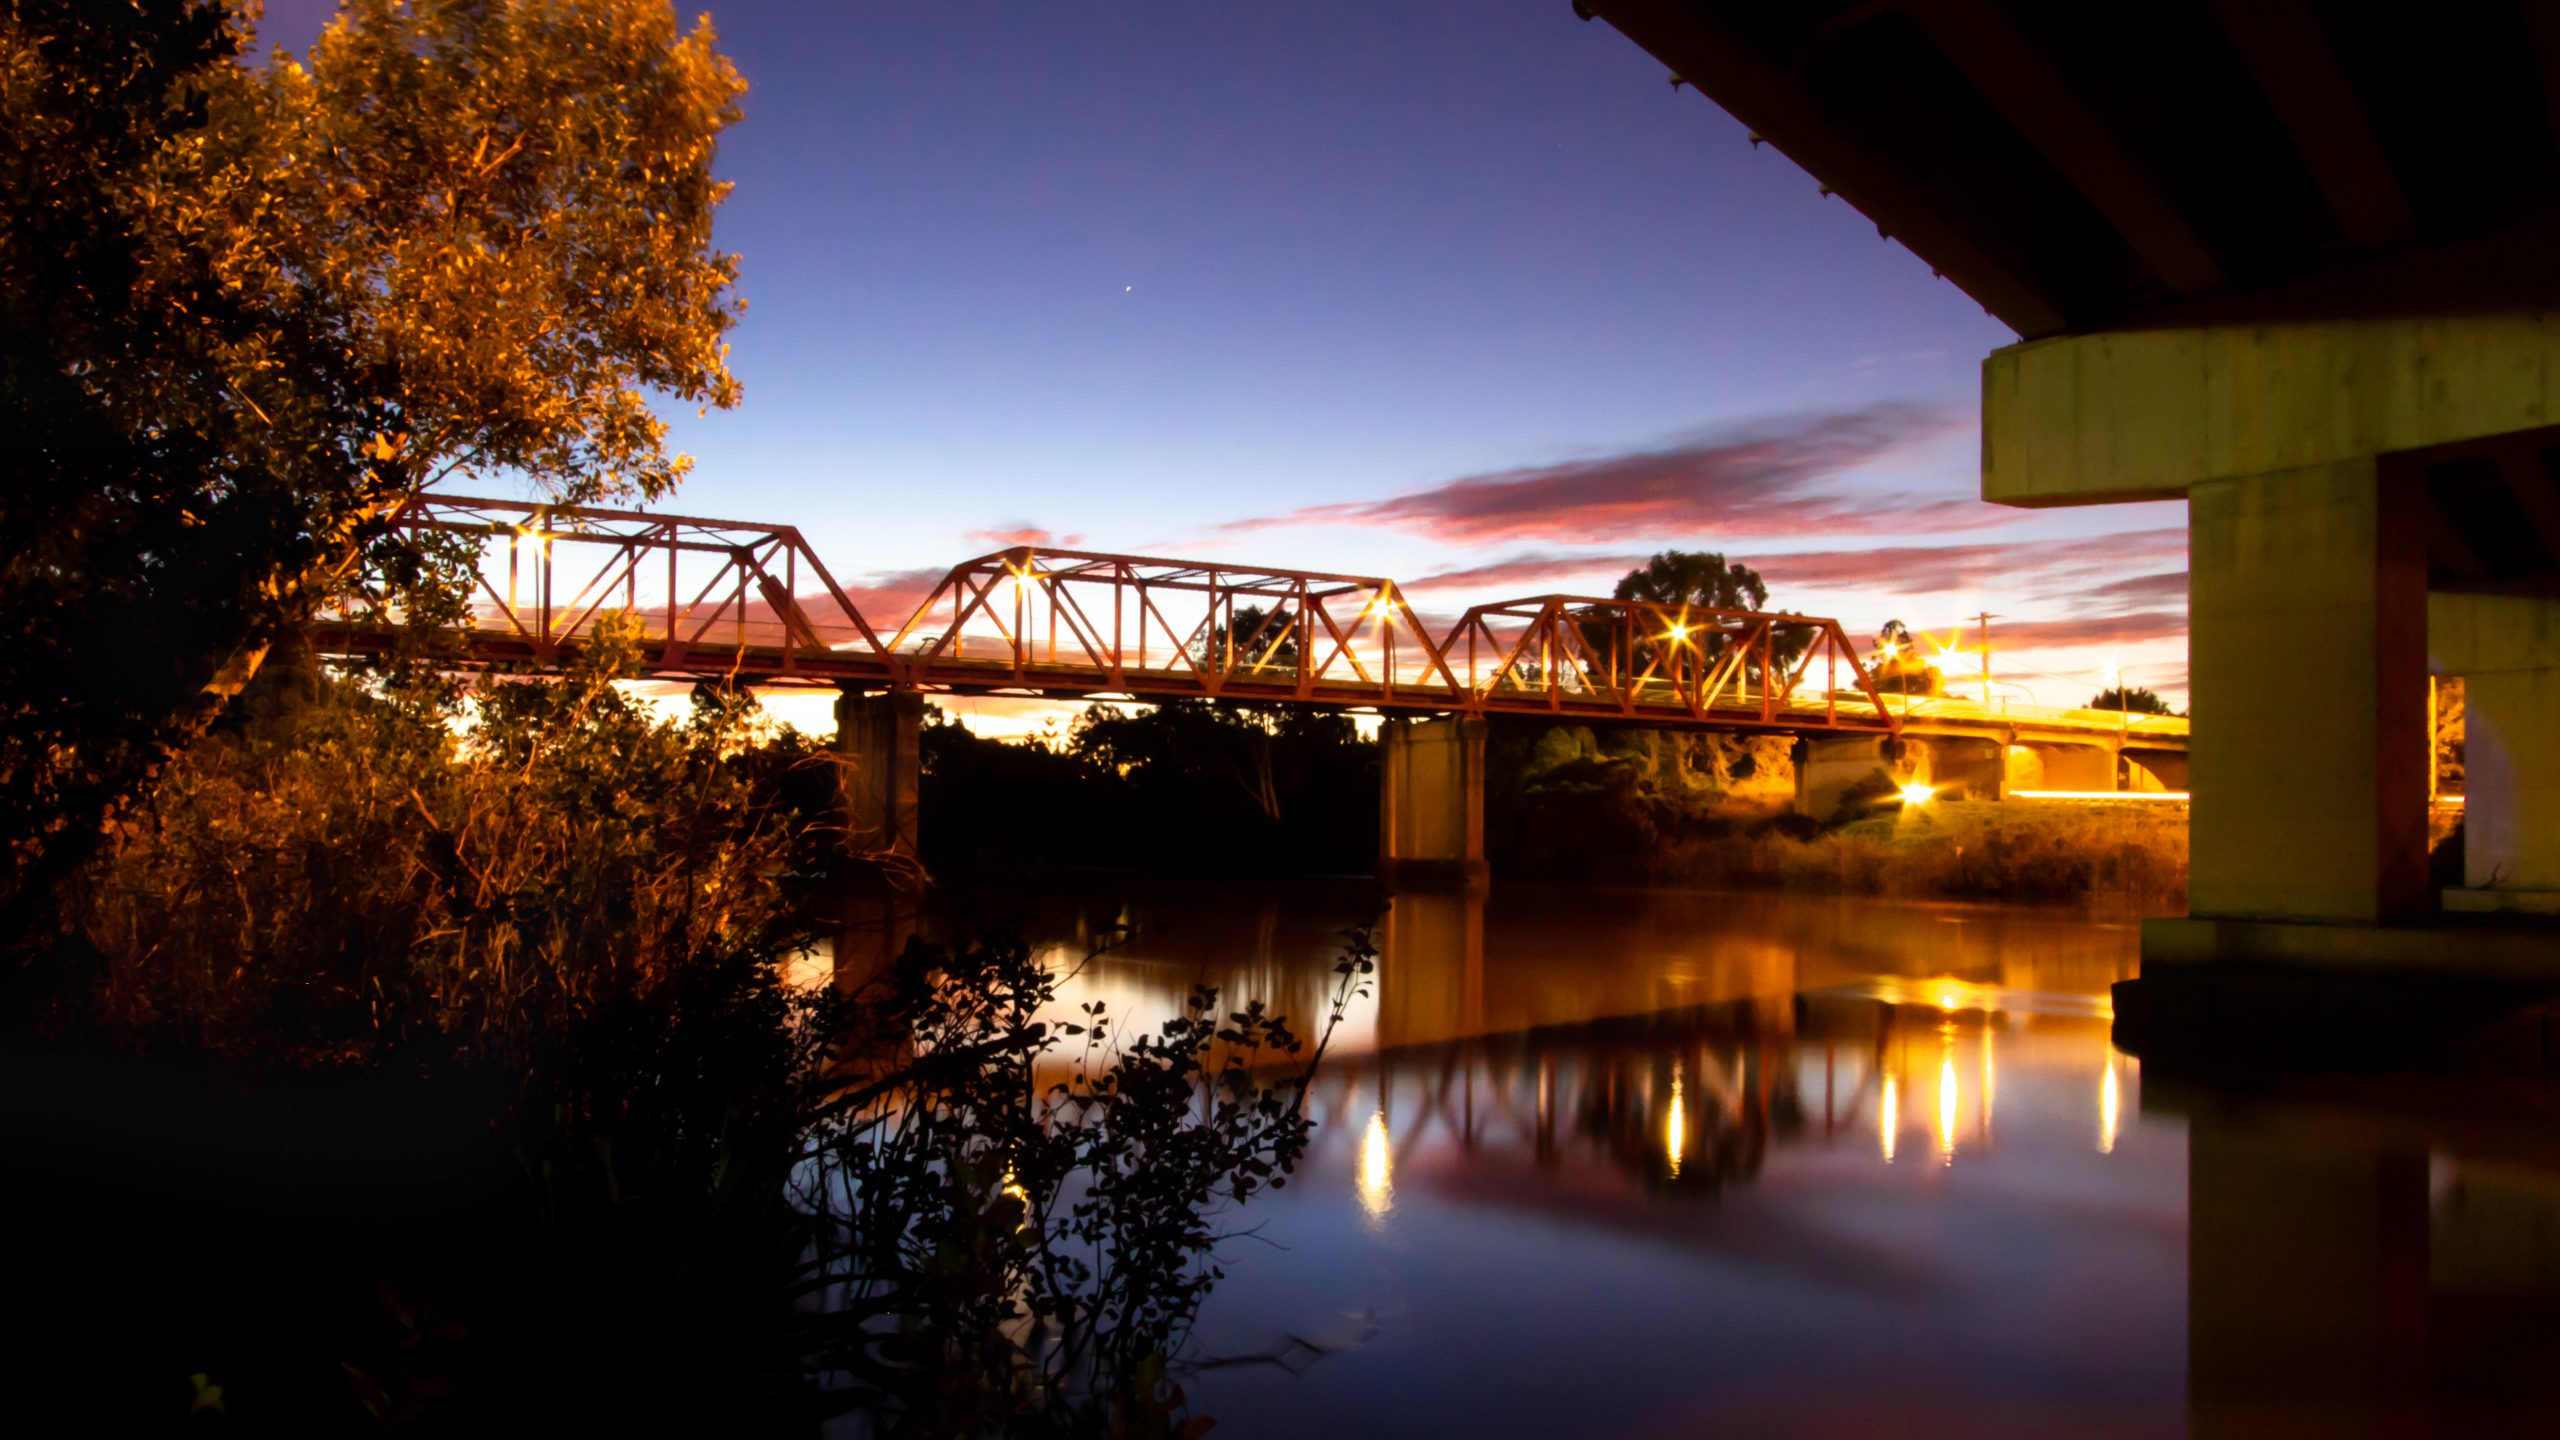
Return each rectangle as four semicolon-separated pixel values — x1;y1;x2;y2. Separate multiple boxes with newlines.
314;493;1906;736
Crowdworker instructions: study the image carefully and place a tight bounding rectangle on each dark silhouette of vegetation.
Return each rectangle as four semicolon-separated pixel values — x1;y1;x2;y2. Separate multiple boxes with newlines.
3;0;743;944
2088;685;2178;716
1483;718;1798;879
921;699;1377;876
802;930;1367;1433
19;612;1356;1433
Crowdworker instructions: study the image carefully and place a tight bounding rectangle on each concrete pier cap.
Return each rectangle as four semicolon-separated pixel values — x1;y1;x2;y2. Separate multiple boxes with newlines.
1985;313;2560;993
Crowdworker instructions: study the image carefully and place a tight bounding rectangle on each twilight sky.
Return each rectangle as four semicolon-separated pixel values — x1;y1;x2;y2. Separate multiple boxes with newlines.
263;0;2189;715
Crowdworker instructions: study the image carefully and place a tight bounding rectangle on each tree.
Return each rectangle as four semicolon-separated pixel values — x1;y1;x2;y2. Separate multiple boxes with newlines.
1870;618;1940;696
2088;685;2177;716
1608;549;1811;689
1612;550;1771;614
2;0;744;935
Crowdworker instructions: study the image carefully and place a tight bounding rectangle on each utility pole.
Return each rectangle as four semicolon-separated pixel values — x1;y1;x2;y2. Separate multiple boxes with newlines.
1971;612;1999;708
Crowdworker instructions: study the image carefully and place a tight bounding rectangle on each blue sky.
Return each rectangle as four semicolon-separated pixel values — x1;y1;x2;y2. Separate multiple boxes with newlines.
261;1;2187;710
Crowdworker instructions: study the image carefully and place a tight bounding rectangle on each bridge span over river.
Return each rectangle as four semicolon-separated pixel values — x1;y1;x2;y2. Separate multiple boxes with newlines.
314;493;2189;885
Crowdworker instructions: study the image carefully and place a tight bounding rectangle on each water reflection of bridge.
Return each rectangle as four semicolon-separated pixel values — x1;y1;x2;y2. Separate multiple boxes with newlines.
1035;885;2140;1210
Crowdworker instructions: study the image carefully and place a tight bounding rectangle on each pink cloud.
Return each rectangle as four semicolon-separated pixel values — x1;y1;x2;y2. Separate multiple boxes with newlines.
839;566;946;626
1752;528;2185;602
1993;609;2189;651
2076;570;2187;608
1401;527;2187;608
1409;551;1654;592
966;525;1086;550
1215;402;1979;544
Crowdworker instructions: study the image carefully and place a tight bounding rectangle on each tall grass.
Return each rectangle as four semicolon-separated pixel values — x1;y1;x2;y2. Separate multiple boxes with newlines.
1660;800;2189;908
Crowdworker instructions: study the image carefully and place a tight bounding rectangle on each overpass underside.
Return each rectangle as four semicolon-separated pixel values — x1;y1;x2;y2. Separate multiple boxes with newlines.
1994;321;2560;980
1585;0;2560;1025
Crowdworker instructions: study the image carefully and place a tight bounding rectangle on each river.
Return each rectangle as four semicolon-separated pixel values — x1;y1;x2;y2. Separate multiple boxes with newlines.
922;877;2560;1438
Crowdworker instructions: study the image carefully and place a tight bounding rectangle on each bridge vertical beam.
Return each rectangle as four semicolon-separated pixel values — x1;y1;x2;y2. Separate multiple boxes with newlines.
833;687;924;991
2187;458;2430;924
1378;715;1488;889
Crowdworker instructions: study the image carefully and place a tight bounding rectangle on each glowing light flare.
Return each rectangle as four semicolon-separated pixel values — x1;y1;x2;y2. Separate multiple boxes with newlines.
2099;1056;2122;1155
1357;1110;1394;1224
1665;1062;1687;1179
1899;781;1936;807
1879;1074;1899;1163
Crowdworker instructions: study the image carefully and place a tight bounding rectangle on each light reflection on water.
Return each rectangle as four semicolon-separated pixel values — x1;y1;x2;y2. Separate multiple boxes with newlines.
916;879;2560;1436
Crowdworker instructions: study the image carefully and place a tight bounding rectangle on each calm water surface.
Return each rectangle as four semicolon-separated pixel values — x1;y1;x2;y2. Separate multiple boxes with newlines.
937;880;2560;1438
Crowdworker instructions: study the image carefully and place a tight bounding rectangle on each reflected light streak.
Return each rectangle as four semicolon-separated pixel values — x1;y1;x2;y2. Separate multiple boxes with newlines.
1936;1048;1958;1164
1665;1062;1687;1179
2099;1056;2121;1155
1357;1110;1394;1224
1880;1074;1899;1162
1979;1026;1996;1147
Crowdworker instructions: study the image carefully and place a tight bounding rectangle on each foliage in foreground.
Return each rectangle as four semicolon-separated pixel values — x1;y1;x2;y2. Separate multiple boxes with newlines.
41;618;1347;1434
2;0;743;938
800;932;1364;1437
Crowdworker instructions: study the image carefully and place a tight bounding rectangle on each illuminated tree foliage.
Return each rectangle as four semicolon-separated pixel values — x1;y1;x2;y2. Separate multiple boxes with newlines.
0;0;743;936
2087;685;2177;716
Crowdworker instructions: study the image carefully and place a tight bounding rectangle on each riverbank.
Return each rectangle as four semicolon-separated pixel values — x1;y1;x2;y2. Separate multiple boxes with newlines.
1652;798;2188;907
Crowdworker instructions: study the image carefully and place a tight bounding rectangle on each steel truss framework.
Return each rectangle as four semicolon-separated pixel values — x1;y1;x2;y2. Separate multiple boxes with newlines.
314;494;1901;735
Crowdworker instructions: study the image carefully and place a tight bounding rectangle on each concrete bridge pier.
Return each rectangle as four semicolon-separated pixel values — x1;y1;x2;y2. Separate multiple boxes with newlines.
1378;715;1488;889
1791;733;2009;818
2003;740;2117;794
832;687;924;993
1983;316;2560;992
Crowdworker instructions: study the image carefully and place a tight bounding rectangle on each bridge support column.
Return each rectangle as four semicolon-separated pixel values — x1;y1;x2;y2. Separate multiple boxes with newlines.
1792;734;1899;820
2005;741;2119;794
1919;735;2006;801
1981;316;2560;993
1378;715;1487;889
2184;458;2432;925
833;688;924;992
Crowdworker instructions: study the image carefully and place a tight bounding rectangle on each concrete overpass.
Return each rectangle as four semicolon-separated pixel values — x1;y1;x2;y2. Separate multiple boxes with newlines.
1584;0;2560;995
